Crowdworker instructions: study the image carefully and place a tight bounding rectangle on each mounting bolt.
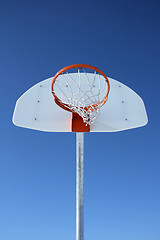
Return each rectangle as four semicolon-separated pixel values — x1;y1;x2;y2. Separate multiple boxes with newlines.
40;85;42;87
34;118;37;120
38;100;40;102
119;85;121;87
122;101;124;103
125;118;128;121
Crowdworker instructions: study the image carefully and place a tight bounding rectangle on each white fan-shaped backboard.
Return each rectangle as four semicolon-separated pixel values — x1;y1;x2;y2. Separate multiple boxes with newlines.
12;74;148;132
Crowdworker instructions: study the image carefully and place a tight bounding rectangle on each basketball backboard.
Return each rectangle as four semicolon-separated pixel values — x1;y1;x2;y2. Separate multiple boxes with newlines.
12;74;148;132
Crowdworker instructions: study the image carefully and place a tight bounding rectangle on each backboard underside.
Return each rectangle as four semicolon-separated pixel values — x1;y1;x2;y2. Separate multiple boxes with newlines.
12;76;148;132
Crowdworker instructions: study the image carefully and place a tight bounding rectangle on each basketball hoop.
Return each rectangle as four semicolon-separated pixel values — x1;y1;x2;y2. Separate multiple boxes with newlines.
13;63;148;240
51;64;110;132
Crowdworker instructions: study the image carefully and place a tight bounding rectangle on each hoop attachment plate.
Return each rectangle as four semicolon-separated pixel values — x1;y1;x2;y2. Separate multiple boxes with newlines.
72;113;90;132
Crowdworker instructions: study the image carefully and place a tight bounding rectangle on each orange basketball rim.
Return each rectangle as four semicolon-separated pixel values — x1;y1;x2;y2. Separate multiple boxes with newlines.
51;64;110;132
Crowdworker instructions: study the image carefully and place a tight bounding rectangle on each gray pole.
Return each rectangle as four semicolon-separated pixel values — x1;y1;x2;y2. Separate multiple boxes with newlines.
76;132;84;240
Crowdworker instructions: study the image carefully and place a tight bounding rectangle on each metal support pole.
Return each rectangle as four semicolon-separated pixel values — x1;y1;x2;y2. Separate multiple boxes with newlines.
76;132;84;240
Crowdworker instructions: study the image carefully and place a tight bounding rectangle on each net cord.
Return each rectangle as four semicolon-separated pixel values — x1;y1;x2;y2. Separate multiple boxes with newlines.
53;68;108;125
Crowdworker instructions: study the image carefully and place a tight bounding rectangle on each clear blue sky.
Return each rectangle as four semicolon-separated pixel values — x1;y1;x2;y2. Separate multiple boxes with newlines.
0;1;160;240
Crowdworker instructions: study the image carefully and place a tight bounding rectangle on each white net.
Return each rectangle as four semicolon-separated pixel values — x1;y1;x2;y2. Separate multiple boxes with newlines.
53;68;109;125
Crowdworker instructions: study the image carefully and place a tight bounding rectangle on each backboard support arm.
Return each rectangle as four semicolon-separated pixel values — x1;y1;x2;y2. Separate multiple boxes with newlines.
76;132;84;240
